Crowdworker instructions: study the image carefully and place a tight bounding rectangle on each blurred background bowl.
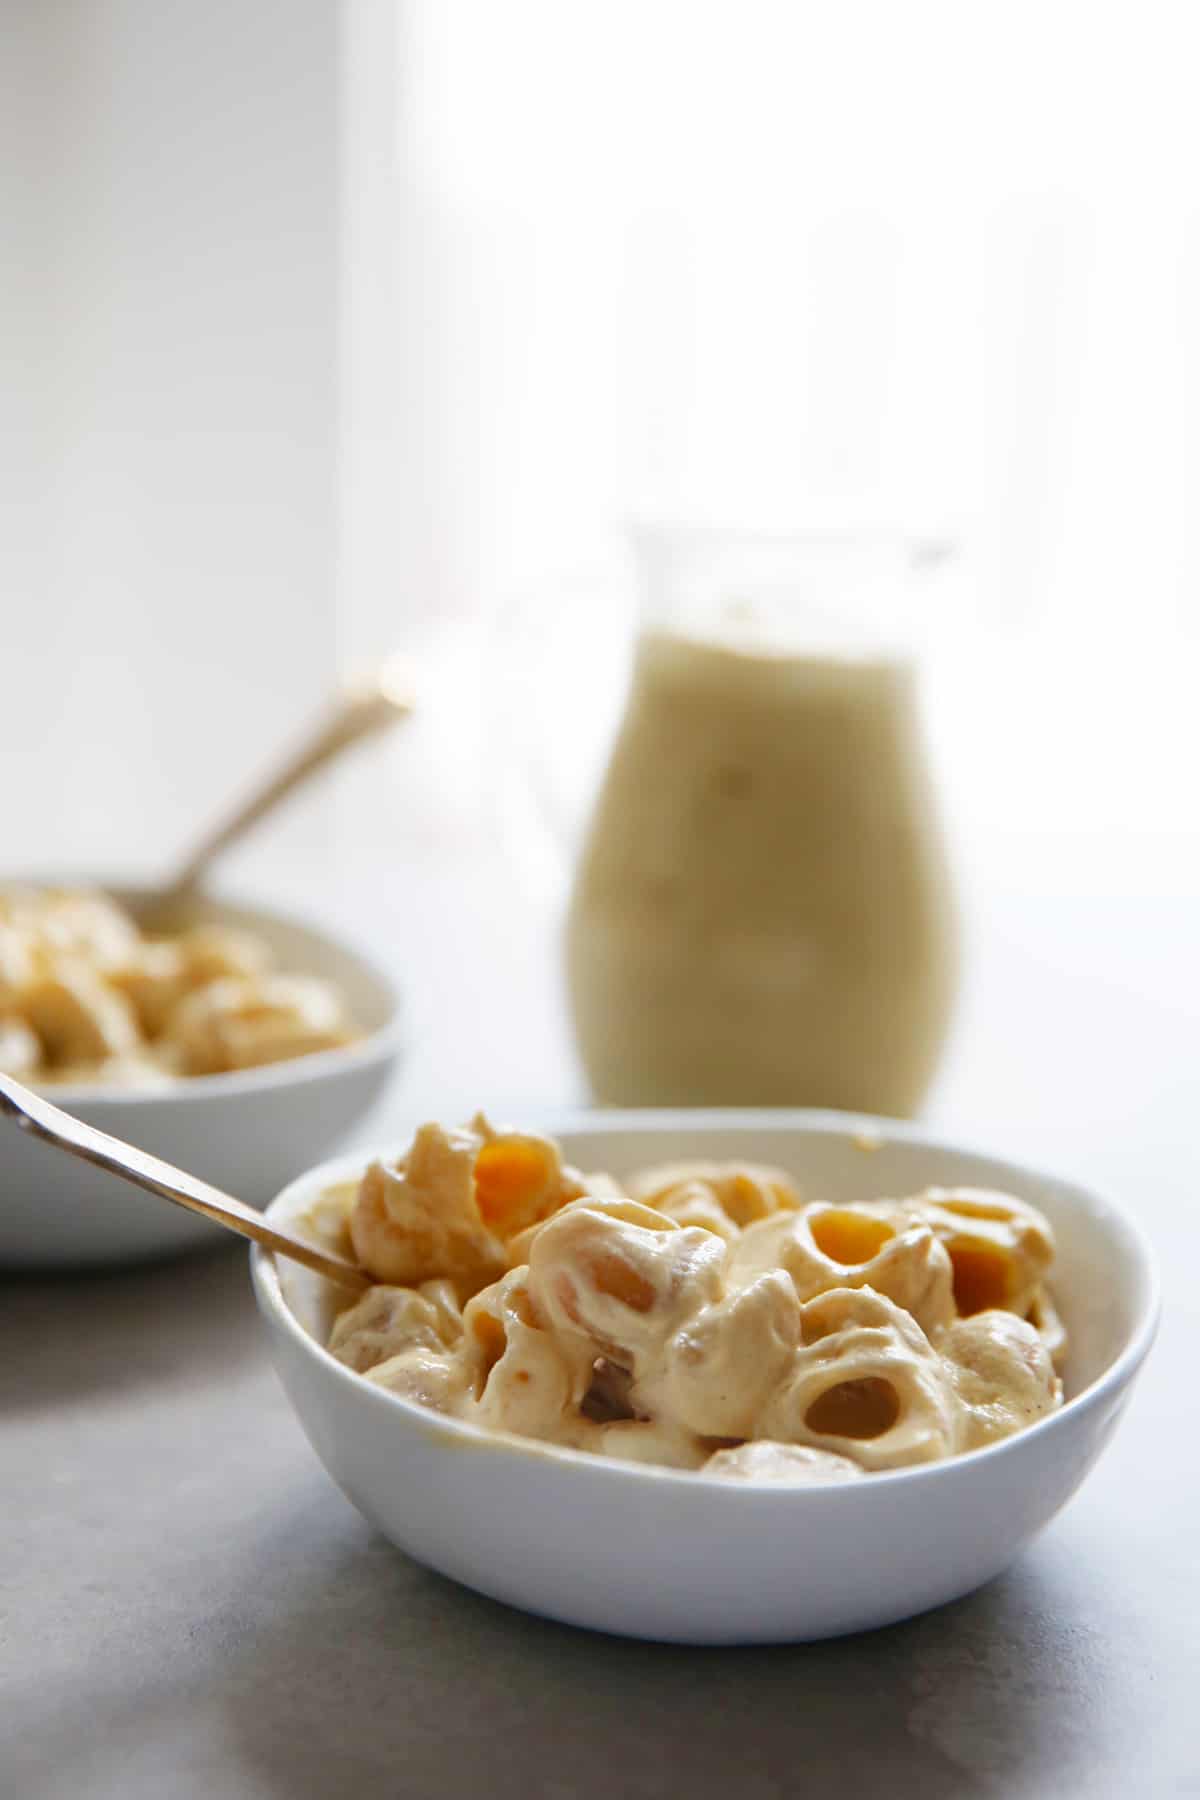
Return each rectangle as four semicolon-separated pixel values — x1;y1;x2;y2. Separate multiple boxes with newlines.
0;882;403;1269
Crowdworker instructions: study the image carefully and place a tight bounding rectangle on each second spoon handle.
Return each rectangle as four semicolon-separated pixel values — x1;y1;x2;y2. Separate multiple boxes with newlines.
0;1073;369;1290
161;660;412;901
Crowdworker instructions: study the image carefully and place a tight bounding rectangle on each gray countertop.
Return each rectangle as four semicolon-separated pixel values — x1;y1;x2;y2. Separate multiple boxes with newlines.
3;870;1198;1798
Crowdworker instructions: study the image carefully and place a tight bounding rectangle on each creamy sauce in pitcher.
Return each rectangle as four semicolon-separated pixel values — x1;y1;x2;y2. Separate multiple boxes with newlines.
565;630;958;1114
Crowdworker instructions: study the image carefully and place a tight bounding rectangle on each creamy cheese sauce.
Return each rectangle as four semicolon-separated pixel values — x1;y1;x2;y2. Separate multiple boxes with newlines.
0;887;357;1086
565;630;959;1113
323;1119;1065;1480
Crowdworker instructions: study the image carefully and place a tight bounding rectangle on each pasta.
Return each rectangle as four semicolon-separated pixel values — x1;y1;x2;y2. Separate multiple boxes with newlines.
0;886;358;1088
324;1118;1066;1479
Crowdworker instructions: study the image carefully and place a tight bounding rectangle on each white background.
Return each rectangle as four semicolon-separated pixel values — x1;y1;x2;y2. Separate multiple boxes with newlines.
2;0;342;875
2;0;1197;957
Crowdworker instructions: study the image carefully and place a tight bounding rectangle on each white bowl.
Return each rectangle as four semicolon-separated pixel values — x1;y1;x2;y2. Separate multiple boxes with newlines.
251;1111;1159;1644
1;885;403;1269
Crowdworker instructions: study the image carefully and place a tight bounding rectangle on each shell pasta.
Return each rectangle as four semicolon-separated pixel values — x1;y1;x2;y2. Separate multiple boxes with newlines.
0;887;358;1087
323;1119;1065;1479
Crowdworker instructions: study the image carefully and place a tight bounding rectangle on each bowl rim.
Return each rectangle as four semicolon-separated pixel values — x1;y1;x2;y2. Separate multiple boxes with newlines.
6;877;405;1104
252;1108;1162;1495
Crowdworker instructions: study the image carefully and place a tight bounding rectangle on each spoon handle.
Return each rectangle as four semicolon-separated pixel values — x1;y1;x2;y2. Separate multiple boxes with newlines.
161;659;412;901
0;1073;369;1290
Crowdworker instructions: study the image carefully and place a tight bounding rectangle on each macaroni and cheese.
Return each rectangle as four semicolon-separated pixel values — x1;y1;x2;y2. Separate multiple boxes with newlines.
322;1118;1066;1479
0;886;358;1087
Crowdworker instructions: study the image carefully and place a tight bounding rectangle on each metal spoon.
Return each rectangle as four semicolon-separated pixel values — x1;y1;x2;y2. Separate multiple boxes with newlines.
0;1072;370;1290
148;654;412;922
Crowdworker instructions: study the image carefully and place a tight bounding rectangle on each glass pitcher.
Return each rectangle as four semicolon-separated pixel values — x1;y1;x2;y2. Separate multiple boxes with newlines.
505;523;960;1116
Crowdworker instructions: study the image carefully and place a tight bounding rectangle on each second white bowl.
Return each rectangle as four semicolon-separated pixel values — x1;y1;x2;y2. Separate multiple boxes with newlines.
0;885;403;1269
